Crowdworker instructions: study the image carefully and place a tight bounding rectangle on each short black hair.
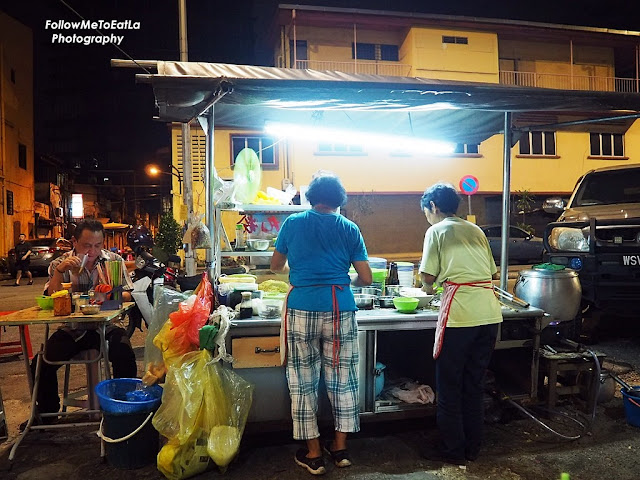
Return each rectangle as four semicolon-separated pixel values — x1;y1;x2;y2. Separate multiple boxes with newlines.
305;172;347;208
420;182;460;215
73;219;105;240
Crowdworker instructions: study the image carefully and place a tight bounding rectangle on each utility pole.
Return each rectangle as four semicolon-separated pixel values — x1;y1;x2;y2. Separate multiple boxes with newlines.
179;0;196;276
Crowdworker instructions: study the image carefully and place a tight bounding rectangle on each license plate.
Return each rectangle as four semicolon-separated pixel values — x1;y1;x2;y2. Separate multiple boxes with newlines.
621;255;640;266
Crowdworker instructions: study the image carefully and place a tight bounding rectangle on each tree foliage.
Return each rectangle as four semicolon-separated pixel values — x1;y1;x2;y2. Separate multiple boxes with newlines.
155;212;183;256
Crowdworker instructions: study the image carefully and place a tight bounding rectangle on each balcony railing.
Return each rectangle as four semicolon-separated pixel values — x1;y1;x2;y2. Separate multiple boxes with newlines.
282;59;640;93
290;59;412;77
499;70;640;93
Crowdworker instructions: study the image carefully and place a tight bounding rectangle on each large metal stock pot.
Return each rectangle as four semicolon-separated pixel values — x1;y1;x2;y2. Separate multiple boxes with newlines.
514;268;582;322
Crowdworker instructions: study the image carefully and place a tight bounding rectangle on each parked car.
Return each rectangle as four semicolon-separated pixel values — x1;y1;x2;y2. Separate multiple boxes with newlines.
480;225;544;264
7;237;73;276
543;163;640;320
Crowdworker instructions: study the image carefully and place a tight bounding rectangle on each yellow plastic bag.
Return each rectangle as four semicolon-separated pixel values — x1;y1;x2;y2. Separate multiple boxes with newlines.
153;350;254;478
156;431;210;480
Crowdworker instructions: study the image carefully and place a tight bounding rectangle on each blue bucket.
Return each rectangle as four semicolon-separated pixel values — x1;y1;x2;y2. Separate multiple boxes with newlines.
621;387;640;428
95;378;163;414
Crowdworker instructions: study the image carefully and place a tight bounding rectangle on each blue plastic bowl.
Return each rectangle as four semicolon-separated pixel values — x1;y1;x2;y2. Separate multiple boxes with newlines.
95;378;163;414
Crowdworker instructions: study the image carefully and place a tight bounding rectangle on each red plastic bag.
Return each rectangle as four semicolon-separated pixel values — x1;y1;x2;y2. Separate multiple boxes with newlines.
169;272;213;347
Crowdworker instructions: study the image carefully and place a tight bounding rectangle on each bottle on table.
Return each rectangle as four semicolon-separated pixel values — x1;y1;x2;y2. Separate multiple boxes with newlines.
239;291;253;319
387;262;399;287
235;224;246;250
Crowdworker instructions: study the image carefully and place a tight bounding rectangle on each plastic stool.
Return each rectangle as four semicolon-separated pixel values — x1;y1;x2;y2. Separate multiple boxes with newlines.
0;317;33;359
62;349;102;411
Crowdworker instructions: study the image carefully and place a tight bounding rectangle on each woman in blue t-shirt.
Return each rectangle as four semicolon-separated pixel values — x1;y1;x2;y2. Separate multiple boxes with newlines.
271;172;372;475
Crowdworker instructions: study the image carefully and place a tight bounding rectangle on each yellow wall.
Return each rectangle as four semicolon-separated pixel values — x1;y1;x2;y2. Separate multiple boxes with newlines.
402;27;499;83
0;13;34;255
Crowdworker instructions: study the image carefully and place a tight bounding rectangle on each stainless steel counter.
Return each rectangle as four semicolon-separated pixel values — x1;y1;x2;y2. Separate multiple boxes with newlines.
230;304;546;332
228;303;545;424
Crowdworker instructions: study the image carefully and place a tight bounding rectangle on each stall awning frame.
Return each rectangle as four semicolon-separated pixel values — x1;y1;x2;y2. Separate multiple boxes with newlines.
121;60;640;287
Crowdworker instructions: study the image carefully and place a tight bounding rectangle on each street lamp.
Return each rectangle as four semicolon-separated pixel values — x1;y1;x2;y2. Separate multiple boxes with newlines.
146;164;182;194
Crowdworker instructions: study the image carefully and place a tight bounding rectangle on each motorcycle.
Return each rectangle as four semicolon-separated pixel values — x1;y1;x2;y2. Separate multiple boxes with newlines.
118;226;173;338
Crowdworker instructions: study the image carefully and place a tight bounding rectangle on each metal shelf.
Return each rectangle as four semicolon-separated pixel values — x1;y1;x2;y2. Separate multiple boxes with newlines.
217;203;310;214
220;251;274;257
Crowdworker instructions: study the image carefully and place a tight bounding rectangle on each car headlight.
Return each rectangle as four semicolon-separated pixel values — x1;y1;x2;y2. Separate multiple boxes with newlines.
549;227;589;252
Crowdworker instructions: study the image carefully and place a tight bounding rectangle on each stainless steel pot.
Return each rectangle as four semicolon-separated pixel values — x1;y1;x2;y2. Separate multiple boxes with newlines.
378;296;396;308
514;268;582;322
385;285;402;297
354;293;376;309
361;287;382;297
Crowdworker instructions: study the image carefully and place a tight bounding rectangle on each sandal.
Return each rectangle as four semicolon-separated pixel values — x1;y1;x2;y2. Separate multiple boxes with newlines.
28;280;33;285
324;442;352;467
294;448;326;475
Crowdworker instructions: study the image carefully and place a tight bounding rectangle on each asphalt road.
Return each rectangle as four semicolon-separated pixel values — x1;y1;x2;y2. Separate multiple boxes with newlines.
0;275;48;312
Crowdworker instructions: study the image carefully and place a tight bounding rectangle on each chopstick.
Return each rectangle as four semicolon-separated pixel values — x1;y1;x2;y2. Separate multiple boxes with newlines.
78;253;88;274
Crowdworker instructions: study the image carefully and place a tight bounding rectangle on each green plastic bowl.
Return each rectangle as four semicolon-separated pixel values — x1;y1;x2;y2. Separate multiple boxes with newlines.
393;296;419;313
36;295;54;310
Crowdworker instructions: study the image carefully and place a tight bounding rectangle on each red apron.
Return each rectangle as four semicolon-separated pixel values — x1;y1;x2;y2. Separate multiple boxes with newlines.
279;284;344;367
433;280;494;359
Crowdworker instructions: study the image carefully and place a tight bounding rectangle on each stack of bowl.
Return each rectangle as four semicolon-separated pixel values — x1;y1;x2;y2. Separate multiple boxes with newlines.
396;262;415;287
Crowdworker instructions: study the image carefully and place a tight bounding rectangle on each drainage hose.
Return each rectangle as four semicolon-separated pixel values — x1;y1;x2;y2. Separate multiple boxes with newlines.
505;397;584;440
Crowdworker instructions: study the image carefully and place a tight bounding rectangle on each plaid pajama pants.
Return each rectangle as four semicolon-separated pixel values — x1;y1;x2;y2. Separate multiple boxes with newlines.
285;308;360;440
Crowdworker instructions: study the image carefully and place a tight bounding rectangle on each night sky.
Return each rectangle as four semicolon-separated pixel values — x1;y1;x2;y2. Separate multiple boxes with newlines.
1;0;640;174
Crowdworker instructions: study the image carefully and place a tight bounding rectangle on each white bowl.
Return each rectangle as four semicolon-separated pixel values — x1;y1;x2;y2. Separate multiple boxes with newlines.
399;287;434;309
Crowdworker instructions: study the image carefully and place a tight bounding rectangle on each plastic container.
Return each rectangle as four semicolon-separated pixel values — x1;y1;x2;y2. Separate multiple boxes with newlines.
621;387;640;428
374;362;386;397
35;295;54;310
95;378;162;414
95;378;163;469
257;296;284;319
235;224;246;250
396;262;415;287
368;257;387;270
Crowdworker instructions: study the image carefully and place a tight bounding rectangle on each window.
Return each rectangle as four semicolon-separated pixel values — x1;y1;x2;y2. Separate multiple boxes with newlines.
231;135;278;169
454;143;479;154
590;133;624;157
442;36;468;45
289;40;307;67
6;190;13;215
351;43;399;61
519;131;556;156
316;143;366;156
18;143;27;170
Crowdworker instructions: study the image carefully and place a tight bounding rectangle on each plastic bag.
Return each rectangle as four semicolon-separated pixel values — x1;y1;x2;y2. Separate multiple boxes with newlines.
182;214;212;249
153;349;254;477
143;285;190;385
169;272;213;346
151;274;213;370
156;430;210;480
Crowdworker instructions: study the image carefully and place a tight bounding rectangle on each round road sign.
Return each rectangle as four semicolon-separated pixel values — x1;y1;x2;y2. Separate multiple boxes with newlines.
459;175;479;195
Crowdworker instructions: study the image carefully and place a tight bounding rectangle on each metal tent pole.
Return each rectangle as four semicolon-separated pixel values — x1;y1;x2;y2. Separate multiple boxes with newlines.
204;106;216;282
500;112;513;290
178;0;196;276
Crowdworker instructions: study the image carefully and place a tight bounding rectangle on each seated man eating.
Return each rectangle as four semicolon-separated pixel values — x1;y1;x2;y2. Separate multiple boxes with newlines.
29;219;137;423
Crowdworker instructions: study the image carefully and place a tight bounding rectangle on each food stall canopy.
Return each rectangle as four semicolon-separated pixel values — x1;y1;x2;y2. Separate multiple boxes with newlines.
137;61;640;145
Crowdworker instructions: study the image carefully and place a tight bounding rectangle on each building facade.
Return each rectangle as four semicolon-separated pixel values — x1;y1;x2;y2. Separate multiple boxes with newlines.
0;12;34;256
172;6;640;257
